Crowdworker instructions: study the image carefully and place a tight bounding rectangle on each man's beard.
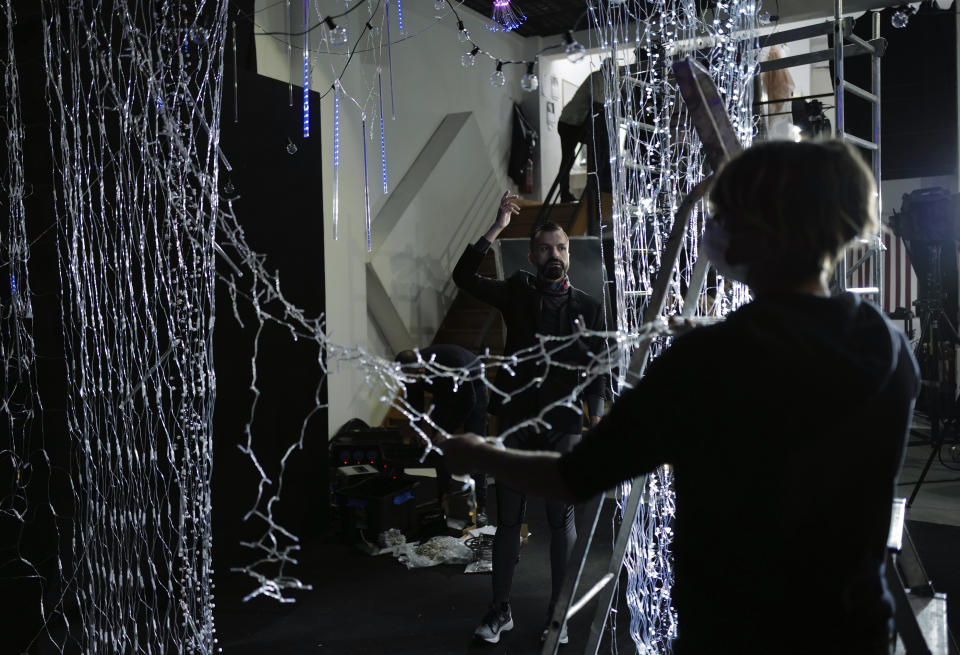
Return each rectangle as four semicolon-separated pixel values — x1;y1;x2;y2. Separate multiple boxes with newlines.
539;259;567;282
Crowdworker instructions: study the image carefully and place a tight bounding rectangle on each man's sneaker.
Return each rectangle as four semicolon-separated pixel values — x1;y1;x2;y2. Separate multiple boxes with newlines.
540;620;569;645
474;604;514;644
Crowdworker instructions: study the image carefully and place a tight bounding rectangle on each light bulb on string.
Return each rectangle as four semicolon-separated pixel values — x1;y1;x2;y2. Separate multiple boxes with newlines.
434;0;446;16
490;61;506;88
520;61;538;92
461;46;479;67
325;16;348;45
366;20;380;40
457;20;470;43
890;5;915;29
563;30;585;62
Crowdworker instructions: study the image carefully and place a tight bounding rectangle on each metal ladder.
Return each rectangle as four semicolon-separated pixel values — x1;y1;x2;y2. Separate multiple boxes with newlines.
540;57;741;655
832;1;887;301
754;4;887;301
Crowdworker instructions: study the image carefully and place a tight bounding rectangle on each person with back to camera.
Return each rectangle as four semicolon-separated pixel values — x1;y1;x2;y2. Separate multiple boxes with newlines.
452;190;608;645
443;140;920;654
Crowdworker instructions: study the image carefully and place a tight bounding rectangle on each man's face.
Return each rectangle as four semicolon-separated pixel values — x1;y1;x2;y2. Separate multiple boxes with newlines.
529;230;570;282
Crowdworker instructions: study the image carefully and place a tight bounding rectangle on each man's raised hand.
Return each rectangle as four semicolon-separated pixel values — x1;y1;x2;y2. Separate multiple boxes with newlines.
483;190;521;243
495;190;520;230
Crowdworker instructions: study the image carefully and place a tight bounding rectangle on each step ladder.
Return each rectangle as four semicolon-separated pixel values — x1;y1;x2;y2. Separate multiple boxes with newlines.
541;57;741;655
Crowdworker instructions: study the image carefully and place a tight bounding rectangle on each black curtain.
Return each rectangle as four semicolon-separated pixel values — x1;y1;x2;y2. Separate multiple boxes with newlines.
213;62;329;567
843;5;957;180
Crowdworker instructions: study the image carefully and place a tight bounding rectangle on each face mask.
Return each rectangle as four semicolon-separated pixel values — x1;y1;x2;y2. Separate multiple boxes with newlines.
702;219;750;284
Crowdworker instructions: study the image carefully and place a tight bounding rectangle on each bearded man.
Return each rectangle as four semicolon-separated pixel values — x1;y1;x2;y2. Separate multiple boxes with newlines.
452;191;607;645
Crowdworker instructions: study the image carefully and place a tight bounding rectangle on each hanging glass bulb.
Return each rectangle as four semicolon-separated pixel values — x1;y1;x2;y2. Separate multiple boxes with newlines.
457;20;470;43
890;6;913;29
325;16;348;45
366;20;380;40
563;30;585;63
490;61;505;88
461;46;479;67
520;61;538;92
434;0;446;16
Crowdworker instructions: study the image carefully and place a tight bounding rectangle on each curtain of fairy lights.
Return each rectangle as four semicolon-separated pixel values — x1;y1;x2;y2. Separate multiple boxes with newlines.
2;0;37;533
4;1;764;650
589;1;759;650
37;1;228;651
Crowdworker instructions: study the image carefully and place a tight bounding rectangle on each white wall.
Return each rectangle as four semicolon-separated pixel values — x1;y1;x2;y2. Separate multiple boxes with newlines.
254;1;534;432
537;53;599;200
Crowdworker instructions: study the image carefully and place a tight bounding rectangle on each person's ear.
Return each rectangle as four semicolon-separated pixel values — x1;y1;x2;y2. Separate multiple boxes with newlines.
527;252;533;263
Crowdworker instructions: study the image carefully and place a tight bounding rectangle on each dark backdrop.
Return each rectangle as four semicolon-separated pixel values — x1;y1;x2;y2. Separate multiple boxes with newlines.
1;1;330;649
213;4;330;570
844;5;957;181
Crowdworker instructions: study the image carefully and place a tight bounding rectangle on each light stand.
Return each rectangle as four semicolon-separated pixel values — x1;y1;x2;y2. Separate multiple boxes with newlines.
889;187;960;506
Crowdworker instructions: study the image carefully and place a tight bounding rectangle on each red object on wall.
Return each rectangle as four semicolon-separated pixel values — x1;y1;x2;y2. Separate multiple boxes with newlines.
522;158;534;194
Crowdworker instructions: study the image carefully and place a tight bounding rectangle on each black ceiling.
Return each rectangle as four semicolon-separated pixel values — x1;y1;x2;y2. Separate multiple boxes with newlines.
460;0;589;38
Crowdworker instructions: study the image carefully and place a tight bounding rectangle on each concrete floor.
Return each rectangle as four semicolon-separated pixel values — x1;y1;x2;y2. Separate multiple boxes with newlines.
899;436;960;528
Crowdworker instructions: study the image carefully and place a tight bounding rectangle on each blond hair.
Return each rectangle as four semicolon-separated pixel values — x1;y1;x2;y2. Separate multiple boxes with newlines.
709;140;878;283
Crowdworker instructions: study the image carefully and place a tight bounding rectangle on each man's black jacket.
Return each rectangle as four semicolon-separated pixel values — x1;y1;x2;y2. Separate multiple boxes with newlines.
452;240;607;433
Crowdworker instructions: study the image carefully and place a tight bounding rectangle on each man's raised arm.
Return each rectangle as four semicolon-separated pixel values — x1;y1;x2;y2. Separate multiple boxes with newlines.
451;190;521;307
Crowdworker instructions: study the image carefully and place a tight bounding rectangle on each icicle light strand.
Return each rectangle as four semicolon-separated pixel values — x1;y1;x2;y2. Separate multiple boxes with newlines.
302;0;310;137
378;71;388;193
332;81;341;240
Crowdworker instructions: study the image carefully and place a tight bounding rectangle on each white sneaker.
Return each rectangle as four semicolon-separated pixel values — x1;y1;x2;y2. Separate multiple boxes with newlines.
540;620;569;645
474;604;514;644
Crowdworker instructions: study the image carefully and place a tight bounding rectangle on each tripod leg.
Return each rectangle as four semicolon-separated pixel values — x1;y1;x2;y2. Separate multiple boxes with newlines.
907;405;941;508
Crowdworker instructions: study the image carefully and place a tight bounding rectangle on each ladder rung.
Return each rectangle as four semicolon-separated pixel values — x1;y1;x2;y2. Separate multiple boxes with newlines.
846;32;879;56
887;498;907;552
841;80;878;103
757;17;853;49
847;246;880;275
842;133;879;151
567;573;616;619
758;40;883;73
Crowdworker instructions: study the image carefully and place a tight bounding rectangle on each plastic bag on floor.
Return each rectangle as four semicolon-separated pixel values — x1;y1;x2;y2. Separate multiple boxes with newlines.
396;535;475;569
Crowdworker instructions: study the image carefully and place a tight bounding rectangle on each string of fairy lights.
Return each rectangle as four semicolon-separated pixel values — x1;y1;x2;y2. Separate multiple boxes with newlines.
590;0;759;649
234;0;595;252
2;0;762;652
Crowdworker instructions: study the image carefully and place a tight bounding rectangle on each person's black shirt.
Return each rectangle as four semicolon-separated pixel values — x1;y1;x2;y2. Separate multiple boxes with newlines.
559;293;919;654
